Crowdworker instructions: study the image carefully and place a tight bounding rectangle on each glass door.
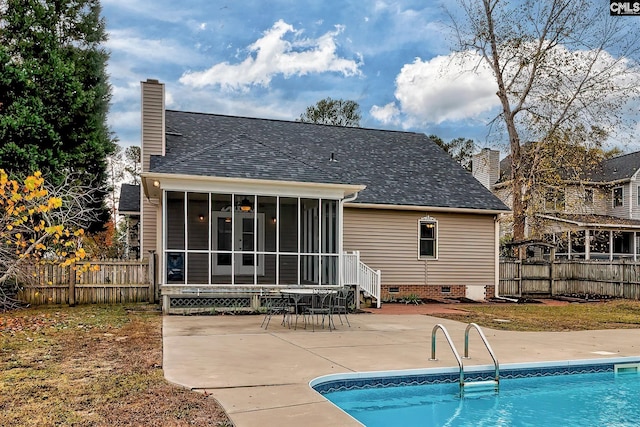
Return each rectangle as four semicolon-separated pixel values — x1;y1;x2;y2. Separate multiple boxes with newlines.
212;212;264;276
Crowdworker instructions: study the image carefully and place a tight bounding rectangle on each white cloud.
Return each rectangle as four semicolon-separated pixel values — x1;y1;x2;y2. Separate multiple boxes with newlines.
103;0;193;24
372;52;499;127
370;102;400;125
108;110;139;130
111;81;140;104
179;19;362;90
106;29;201;65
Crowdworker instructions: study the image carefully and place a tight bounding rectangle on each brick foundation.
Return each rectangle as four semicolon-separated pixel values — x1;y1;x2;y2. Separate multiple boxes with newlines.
485;285;495;299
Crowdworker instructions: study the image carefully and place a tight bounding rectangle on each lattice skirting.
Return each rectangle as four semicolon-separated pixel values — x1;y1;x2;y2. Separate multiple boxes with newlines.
170;296;252;308
165;288;357;313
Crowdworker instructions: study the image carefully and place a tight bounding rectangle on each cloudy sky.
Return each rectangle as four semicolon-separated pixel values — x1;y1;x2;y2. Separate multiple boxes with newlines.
101;0;635;153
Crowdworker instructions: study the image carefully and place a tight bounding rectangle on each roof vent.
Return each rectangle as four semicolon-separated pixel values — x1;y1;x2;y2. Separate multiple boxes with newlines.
330;152;338;162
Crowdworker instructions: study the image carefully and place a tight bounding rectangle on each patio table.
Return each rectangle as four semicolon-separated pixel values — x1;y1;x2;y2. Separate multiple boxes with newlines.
280;288;338;330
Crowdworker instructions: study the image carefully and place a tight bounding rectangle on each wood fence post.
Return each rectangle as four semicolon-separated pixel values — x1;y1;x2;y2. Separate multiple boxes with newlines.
69;263;76;307
517;260;522;297
549;248;556;296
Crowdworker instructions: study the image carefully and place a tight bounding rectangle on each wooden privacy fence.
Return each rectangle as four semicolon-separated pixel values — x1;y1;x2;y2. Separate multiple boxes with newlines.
17;259;153;305
500;259;640;299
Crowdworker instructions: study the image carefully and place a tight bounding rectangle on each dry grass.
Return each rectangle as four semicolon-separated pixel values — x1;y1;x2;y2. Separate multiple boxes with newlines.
0;305;232;427
5;299;640;426
431;299;640;331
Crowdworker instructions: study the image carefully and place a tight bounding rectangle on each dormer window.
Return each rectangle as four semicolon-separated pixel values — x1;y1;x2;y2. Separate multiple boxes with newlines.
613;187;623;208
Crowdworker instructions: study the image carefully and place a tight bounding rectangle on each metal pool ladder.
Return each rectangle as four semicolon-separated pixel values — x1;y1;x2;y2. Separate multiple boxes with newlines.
430;323;500;394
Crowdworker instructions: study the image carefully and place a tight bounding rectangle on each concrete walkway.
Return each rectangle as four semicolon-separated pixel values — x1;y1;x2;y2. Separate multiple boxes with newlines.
163;309;640;427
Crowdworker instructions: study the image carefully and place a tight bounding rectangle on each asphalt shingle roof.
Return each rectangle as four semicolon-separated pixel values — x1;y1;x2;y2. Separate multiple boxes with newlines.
150;111;509;211
539;213;640;227
499;148;640;184
597;151;640;182
118;183;140;214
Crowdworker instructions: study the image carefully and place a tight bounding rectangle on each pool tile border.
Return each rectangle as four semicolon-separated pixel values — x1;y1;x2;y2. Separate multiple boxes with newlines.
311;356;640;395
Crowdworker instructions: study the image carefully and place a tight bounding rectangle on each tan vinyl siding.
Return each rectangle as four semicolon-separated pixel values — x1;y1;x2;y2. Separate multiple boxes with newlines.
141;197;159;260
141;80;165;258
141;80;165;172
344;208;496;286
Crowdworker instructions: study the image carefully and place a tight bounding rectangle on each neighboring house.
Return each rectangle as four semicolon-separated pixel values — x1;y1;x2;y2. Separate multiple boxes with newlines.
117;183;141;259
473;149;640;260
139;79;510;312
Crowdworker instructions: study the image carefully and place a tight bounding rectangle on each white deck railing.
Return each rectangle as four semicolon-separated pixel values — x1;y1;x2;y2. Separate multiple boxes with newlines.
343;251;381;308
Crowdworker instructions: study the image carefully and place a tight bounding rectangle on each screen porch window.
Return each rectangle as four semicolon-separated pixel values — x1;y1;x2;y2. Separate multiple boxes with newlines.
163;191;340;286
418;216;437;259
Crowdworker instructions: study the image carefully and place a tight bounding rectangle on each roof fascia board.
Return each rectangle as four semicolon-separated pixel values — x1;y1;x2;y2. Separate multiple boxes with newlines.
141;172;365;199
345;202;510;215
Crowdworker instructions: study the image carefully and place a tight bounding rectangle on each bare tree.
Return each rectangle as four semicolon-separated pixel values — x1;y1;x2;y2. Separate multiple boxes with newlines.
449;0;640;240
124;146;141;185
106;144;141;221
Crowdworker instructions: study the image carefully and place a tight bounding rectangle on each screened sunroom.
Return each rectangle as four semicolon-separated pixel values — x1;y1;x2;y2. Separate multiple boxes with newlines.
162;191;343;287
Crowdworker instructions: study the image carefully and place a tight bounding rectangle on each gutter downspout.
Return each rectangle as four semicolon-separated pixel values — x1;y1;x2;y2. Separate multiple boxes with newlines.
340;192;360;308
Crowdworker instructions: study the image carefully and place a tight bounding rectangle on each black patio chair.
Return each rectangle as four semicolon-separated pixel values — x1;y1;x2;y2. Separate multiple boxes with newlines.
333;286;351;327
304;290;335;332
261;298;291;329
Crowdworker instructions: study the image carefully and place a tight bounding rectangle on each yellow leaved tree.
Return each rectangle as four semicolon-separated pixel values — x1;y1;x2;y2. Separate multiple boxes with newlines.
0;170;97;310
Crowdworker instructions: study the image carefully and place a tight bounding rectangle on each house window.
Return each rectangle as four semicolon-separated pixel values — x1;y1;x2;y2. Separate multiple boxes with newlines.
637;186;640;205
584;188;593;205
418;216;437;259
613;187;623;207
544;187;565;212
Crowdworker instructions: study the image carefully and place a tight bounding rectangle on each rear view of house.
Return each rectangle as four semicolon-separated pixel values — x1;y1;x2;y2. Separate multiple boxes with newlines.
139;79;509;312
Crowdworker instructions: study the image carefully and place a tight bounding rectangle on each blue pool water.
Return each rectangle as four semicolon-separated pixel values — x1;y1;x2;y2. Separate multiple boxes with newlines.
312;359;640;427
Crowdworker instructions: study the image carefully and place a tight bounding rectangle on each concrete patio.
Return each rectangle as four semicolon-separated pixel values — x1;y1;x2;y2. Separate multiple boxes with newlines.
162;307;640;427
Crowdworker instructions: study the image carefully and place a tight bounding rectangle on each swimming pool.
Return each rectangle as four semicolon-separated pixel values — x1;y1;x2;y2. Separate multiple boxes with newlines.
311;357;640;427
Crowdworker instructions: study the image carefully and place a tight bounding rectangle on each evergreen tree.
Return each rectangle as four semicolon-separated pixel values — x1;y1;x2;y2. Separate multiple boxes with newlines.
0;0;115;231
429;135;475;171
298;98;361;127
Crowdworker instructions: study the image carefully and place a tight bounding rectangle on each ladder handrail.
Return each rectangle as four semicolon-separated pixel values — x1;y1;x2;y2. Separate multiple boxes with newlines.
463;323;500;383
430;324;464;386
